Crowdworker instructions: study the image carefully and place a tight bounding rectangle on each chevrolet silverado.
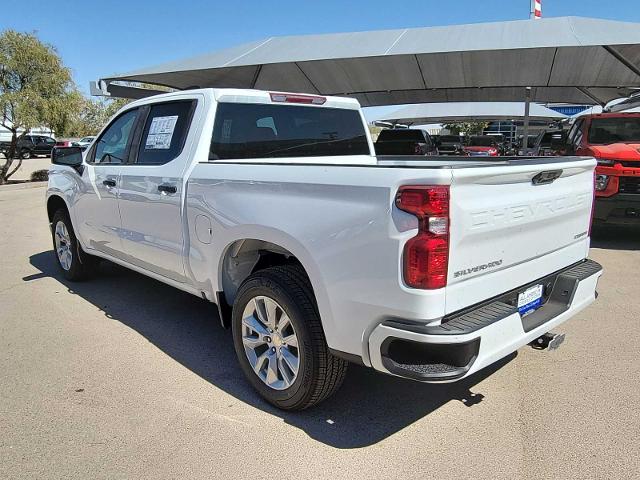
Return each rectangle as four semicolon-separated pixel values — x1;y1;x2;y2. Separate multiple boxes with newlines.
46;88;602;410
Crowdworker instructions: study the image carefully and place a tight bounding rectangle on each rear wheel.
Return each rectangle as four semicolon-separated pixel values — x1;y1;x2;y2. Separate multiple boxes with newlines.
51;209;97;281
232;265;348;410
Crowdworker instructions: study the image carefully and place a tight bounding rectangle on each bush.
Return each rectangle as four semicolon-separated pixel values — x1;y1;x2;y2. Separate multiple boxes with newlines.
30;169;49;182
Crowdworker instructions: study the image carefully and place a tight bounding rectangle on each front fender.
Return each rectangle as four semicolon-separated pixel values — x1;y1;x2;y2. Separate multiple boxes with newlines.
46;166;85;249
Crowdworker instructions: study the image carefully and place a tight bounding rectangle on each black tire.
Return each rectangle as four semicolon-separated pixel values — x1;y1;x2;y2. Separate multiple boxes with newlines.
51;209;97;281
19;149;31;159
232;265;348;410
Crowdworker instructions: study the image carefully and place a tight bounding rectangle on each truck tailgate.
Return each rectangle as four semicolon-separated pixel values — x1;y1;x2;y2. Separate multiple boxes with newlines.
446;157;595;311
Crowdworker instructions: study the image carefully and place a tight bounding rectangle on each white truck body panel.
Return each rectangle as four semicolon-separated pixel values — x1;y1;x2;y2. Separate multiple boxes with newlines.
46;88;602;382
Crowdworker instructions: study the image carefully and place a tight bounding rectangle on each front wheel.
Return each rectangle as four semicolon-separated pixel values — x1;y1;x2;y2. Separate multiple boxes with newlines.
19;149;31;159
232;265;347;410
51;209;97;281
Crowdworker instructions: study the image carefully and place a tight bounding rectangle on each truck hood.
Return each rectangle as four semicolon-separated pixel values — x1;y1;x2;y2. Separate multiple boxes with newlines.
589;143;640;161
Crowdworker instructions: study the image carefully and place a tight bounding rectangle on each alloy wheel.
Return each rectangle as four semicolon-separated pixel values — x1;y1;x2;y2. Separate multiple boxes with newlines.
241;295;300;390
54;221;73;271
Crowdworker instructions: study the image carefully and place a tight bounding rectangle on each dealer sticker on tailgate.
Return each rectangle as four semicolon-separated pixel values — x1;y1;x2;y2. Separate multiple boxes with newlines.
517;284;543;316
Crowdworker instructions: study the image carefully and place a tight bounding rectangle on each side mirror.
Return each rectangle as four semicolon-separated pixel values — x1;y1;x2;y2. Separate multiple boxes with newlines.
52;146;84;174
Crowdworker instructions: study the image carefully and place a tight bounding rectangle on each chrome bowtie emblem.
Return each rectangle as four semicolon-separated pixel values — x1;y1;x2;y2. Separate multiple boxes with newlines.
532;170;563;185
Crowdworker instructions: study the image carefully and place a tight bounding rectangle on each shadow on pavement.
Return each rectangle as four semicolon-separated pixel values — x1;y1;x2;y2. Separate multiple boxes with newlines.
26;250;515;449
590;224;640;251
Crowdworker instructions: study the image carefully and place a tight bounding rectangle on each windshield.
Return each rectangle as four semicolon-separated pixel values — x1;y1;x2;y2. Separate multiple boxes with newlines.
439;135;461;143
469;137;495;147
588;117;640;144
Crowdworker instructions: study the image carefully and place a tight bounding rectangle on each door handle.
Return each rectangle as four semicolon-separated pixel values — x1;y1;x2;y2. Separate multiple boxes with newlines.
102;179;116;187
157;184;177;194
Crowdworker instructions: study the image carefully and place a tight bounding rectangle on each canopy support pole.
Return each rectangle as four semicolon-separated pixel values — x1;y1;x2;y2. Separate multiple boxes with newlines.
530;0;535;20
522;87;532;156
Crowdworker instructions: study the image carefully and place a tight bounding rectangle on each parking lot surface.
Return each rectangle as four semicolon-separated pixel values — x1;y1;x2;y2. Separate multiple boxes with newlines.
0;155;51;182
1;185;639;480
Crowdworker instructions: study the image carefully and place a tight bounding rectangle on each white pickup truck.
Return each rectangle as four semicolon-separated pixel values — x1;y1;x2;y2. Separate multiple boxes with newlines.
47;88;602;410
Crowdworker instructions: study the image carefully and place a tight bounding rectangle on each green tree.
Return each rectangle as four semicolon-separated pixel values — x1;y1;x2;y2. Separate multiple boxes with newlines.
48;89;85;137
443;121;489;136
72;97;129;137
0;30;77;183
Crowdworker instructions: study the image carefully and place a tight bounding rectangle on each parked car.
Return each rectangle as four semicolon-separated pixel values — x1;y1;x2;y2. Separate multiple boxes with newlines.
436;135;467;155
463;135;500;156
563;112;640;225
72;136;96;150
533;129;567;156
3;135;57;159
517;135;539;156
486;134;507;155
374;128;438;155
46;88;602;410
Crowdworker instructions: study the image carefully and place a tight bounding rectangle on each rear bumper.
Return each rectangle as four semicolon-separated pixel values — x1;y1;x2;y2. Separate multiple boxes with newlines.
368;260;602;382
594;194;640;224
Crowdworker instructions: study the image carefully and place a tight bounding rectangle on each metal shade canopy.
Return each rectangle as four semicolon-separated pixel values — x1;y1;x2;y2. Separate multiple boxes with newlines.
94;16;640;106
374;102;567;125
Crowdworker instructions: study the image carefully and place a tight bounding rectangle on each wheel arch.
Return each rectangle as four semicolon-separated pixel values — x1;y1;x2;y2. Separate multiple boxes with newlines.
215;234;329;330
47;194;70;224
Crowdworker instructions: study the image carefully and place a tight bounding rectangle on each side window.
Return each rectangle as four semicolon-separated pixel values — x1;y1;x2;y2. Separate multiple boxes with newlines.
45;137;55;145
93;109;138;164
136;100;194;165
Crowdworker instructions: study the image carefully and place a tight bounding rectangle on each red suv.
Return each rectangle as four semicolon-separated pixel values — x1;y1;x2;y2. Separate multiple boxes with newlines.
463;135;500;157
565;113;640;225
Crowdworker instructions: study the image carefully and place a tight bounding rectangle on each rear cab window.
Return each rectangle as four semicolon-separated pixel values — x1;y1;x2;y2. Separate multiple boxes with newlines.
209;103;369;160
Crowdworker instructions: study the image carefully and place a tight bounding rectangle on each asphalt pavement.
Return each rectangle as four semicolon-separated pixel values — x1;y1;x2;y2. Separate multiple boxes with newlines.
1;185;638;479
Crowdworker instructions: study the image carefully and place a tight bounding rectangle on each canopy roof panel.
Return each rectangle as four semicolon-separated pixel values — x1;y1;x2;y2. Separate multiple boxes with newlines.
97;17;640;106
375;102;567;125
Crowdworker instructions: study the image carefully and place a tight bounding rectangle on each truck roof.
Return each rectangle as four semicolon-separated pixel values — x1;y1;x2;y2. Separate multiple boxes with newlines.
124;87;362;111
582;112;640;119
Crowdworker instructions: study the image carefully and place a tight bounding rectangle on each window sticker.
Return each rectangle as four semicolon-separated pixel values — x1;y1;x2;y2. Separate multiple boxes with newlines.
145;115;178;149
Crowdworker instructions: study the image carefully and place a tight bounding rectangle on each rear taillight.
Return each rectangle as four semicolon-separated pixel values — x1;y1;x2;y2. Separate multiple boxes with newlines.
396;186;450;289
269;92;326;105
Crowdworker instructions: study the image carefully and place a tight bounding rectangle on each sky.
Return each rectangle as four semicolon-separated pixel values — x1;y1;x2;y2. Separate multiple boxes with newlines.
2;0;640;97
